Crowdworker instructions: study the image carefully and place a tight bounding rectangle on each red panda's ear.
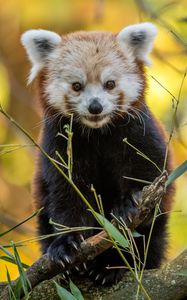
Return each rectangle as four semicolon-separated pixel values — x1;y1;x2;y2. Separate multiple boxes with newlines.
117;23;157;65
21;29;61;83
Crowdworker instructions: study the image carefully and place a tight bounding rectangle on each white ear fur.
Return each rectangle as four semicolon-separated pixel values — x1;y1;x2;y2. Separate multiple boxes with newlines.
21;29;61;83
117;23;157;64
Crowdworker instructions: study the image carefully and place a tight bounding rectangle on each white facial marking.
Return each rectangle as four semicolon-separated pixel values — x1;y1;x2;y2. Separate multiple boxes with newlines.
81;115;111;128
119;74;143;105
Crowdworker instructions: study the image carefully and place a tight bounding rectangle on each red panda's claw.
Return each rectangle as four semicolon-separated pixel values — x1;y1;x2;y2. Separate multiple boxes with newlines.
59;260;65;269
71;241;78;250
131;190;142;206
64;255;72;264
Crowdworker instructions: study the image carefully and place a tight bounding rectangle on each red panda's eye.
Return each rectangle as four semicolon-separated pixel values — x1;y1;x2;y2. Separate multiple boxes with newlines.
72;82;82;92
104;80;115;90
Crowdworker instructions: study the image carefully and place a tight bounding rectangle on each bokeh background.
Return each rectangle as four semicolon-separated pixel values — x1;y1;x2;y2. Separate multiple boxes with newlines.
0;0;187;281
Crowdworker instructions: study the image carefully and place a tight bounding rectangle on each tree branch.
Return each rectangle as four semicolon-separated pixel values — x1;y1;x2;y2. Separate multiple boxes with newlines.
0;172;168;299
23;248;187;300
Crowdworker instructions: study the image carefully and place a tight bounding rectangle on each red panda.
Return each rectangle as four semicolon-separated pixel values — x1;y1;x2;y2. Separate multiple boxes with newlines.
21;23;173;285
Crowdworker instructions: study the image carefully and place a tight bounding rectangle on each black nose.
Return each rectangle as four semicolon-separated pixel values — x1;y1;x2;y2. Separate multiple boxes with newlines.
88;98;103;115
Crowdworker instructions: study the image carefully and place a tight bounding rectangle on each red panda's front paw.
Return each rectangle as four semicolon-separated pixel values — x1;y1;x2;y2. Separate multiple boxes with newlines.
112;190;143;228
47;234;82;273
88;264;125;285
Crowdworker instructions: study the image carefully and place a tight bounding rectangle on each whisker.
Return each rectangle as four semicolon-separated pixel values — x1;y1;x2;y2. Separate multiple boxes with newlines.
129;107;146;136
115;106;136;120
113;111;126;120
135;100;149;111
133;107;150;119
58;115;64;133
130;108;142;124
87;127;92;140
106;121;113;133
115;103;149;119
125;111;135;120
121;113;131;126
33;111;61;129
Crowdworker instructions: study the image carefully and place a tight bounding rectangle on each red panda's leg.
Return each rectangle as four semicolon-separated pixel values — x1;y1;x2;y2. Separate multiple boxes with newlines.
86;188;169;285
87;212;168;285
37;208;55;253
46;205;97;271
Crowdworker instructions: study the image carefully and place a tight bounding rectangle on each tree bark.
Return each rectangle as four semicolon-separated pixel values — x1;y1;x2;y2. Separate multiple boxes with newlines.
19;249;187;300
1;172;186;299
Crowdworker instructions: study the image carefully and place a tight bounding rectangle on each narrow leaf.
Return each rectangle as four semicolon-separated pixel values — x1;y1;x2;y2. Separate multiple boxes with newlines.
132;231;142;238
91;211;129;248
13;278;22;300
54;281;76;300
6;267;17;300
12;243;31;296
0;245;15;258
166;160;187;186
0;255;29;269
69;279;84;300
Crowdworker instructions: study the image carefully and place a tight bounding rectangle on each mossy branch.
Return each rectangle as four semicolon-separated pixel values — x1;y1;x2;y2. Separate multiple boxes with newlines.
22;248;187;300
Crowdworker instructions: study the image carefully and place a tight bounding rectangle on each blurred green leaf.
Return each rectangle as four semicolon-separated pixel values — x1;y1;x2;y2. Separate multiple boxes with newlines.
0;256;29;269
69;279;84;300
177;269;187;276
91;211;129;248
13;278;23;300
6;267;18;300
54;281;76;300
0;245;15;258
12;243;31;296
166;160;187;186
132;231;142;238
0;245;28;268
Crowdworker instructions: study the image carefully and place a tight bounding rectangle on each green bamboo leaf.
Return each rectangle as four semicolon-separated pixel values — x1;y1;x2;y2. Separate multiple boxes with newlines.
13;278;22;300
12;243;31;296
0;245;15;258
6;267;17;300
0;246;29;268
91;211;129;248
69;279;84;300
132;231;142;238
54;282;76;300
177;269;187;276
166;160;187;186
0;255;29;269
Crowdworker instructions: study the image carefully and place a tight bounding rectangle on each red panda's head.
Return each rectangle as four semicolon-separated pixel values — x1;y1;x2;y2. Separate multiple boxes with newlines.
21;23;157;128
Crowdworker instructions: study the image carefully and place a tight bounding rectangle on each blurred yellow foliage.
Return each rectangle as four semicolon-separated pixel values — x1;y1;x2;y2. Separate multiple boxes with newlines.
0;64;9;109
1;145;34;186
0;0;187;281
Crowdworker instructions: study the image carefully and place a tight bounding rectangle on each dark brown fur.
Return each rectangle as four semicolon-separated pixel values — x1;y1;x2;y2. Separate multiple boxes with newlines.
31;31;174;286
